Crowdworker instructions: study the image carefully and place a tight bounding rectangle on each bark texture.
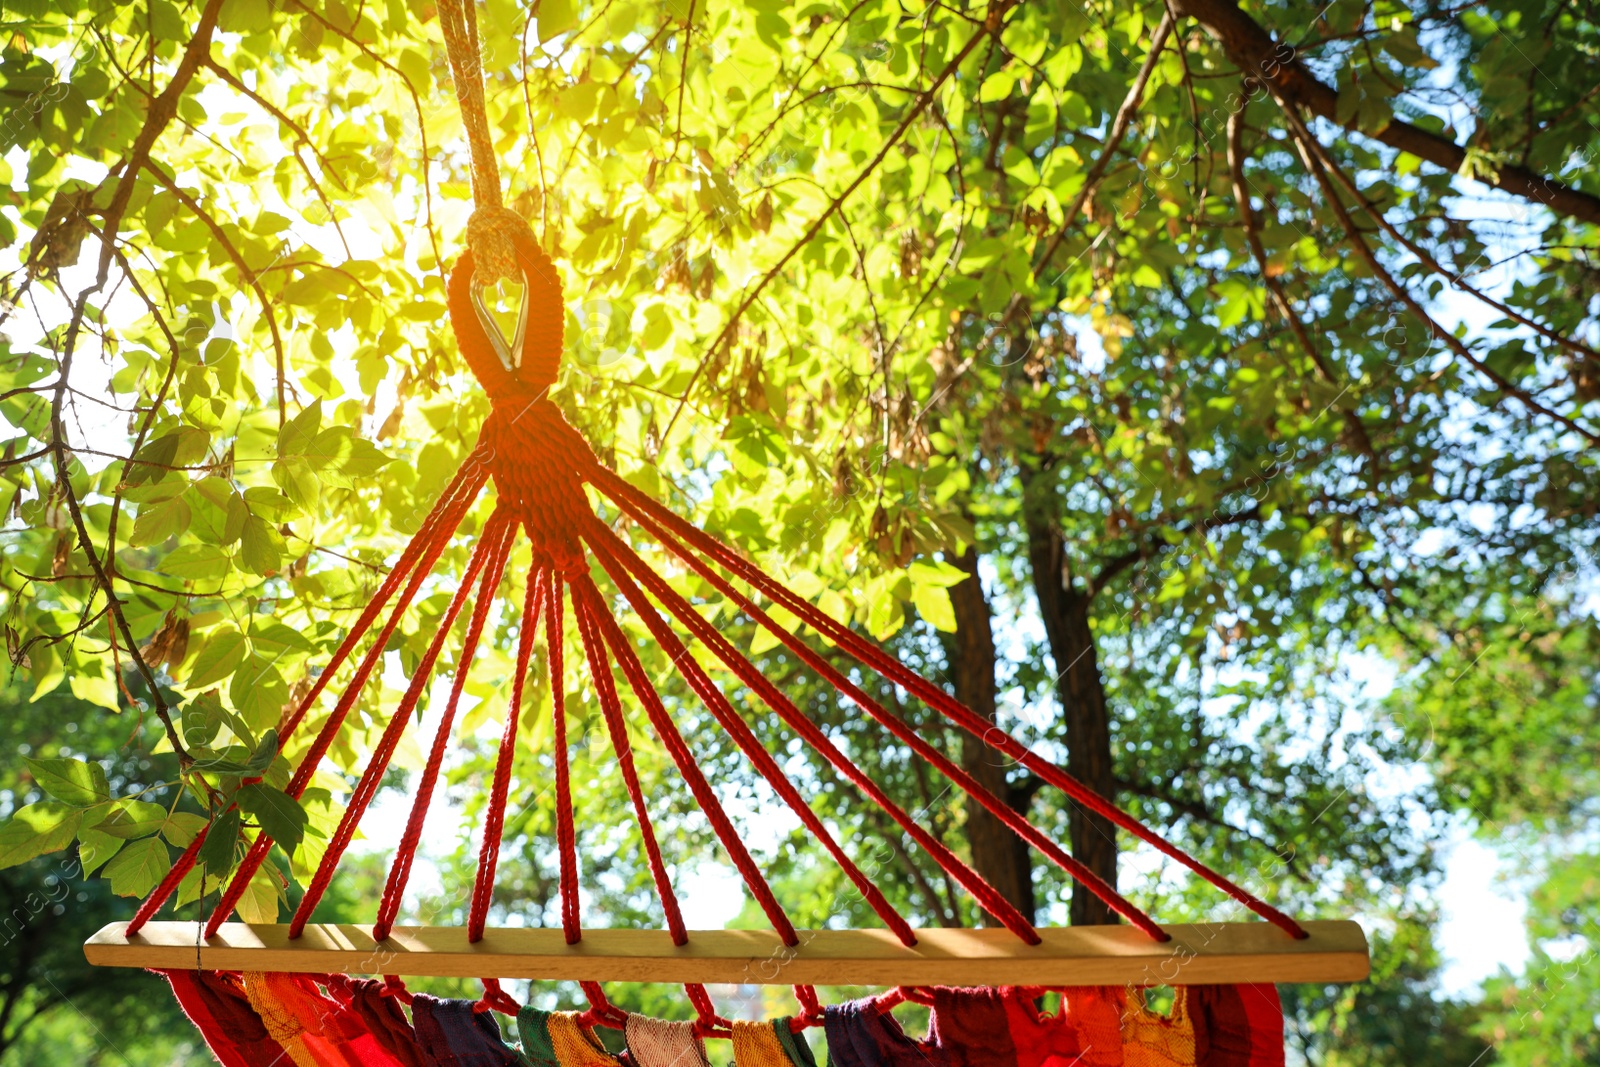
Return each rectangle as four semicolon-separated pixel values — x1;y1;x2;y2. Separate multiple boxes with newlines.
1026;514;1120;926
945;545;1037;923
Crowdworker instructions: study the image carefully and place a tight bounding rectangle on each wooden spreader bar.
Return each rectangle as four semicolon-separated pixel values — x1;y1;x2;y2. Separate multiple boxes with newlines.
86;920;1368;986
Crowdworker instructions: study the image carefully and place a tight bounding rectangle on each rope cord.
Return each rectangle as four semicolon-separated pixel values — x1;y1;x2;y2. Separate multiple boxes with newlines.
374;518;516;941
289;509;514;937
547;575;582;944
575;571;800;945
469;561;548;941
436;0;533;287
583;519;917;946
569;579;691;944
202;475;484;939
586;504;1039;944
594;508;1165;940
124;461;488;936
591;466;1308;939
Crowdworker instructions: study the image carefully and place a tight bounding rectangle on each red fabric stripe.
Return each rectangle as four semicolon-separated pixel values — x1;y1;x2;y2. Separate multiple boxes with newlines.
1238;984;1285;1067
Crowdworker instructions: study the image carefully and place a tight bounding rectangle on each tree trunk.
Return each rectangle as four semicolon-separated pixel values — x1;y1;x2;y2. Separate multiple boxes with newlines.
944;544;1036;923
1026;513;1120;925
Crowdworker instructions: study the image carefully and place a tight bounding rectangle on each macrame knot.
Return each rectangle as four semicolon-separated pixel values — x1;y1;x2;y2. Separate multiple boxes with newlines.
467;205;536;289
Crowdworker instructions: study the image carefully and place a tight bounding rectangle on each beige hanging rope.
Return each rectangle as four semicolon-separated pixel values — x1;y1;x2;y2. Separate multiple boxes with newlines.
436;0;534;287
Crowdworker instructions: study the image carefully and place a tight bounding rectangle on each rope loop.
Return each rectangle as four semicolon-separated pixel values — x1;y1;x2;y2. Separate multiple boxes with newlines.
475;977;519;1015
468;205;536;289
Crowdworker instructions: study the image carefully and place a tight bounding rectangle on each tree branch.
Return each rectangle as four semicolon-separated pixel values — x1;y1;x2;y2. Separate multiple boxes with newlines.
92;0;227;284
1114;775;1312;883
660;0;1017;446
1277;100;1600;447
1170;0;1600;226
1030;10;1174;281
1091;503;1263;592
140;160;289;427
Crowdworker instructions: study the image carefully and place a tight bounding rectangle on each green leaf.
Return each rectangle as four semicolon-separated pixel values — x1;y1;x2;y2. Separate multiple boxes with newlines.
538;0;577;42
911;583;958;632
234;869;281;923
161;811;210;847
187;625;248;689
87;799;168;839
103;837;172;897
181;689;226;748
25;756;109;806
159;542;231;580
77;826;124;875
239;515;284;575
196;807;242;874
0;803;83;868
236;783;307;852
978;70;1016;102
130;494;191;547
244;729;280;775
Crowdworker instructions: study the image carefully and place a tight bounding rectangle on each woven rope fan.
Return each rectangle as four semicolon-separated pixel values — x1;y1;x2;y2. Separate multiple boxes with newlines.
84;0;1369;1030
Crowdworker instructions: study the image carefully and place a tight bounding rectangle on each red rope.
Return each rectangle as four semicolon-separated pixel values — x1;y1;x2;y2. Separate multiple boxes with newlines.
577;982;628;1029
125;462;488;937
468;560;548;941
592;512;1164;939
593;468;1308;939
588;501;1038;944
203;476;482;938
279;457;491;740
475;978;521;1015
291;510;515;937
547;575;581;944
582;520;916;946
574;572;799;946
374;520;516;941
569;581;690;944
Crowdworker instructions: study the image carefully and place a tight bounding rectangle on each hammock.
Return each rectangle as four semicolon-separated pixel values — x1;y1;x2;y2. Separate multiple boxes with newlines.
83;0;1369;1047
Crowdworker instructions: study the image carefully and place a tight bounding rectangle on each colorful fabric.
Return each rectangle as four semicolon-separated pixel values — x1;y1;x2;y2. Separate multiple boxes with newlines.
825;994;1015;1067
1192;985;1283;1067
775;1020;820;1067
731;1020;788;1067
161;970;290;1067
323;975;430;1067
411;996;521;1067
731;1019;818;1067
825;998;935;1067
517;1007;615;1067
624;1015;709;1067
242;970;406;1067
518;1006;559;1067
546;1010;618;1067
1122;989;1197;1067
927;987;1020;1066
1058;987;1127;1067
991;989;1085;1067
